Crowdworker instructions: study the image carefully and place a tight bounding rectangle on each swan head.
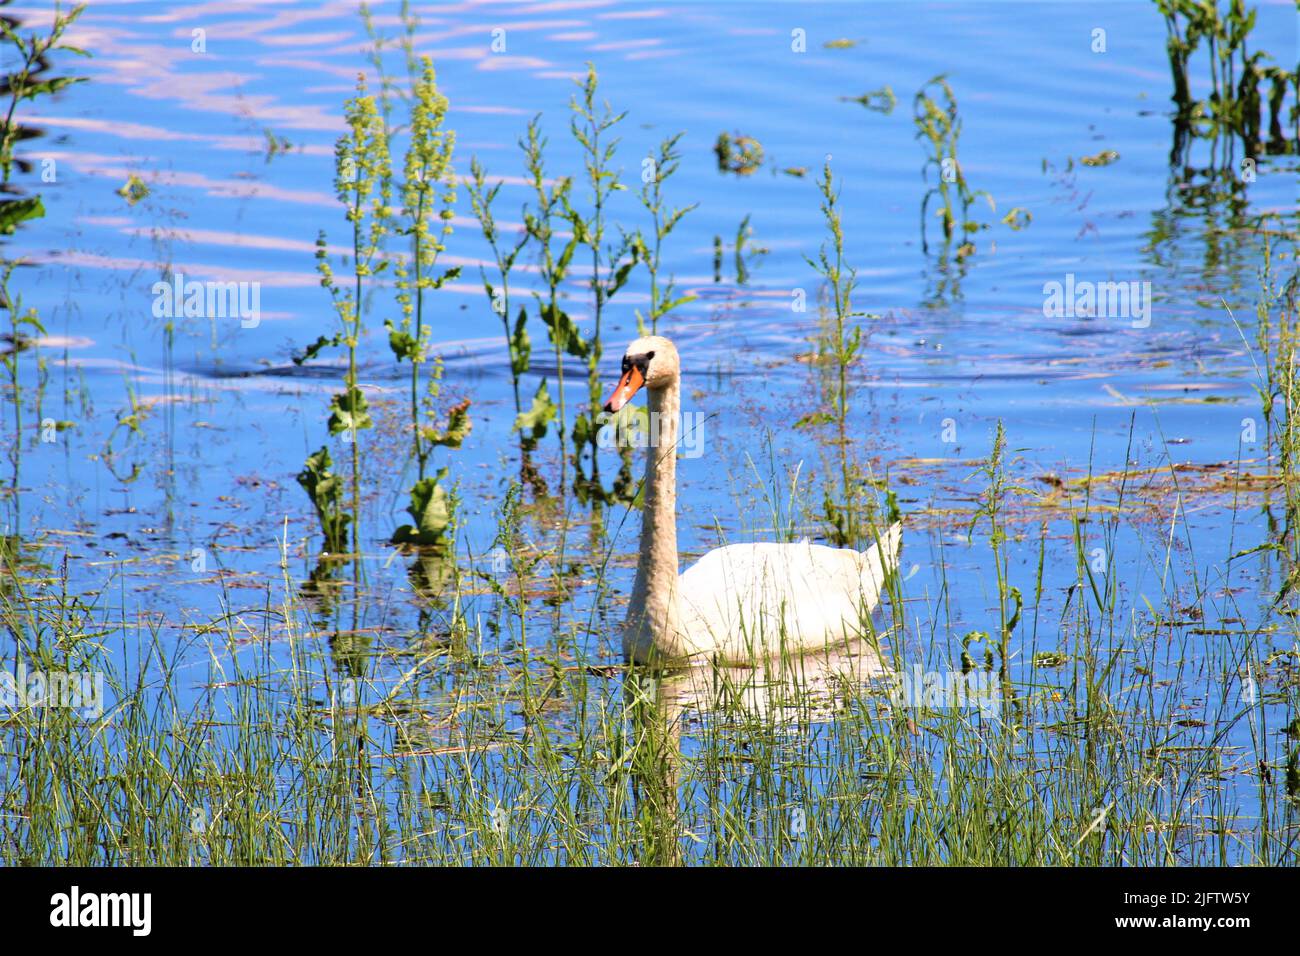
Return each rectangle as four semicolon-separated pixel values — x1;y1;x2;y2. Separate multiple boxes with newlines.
602;335;679;413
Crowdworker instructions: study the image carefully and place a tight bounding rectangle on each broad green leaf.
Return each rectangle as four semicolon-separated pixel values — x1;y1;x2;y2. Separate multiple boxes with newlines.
424;398;472;448
0;196;44;235
513;380;556;440
15;76;87;100
510;306;531;377
384;319;419;362
328;385;373;435
296;445;352;552
540;303;588;359
393;468;452;546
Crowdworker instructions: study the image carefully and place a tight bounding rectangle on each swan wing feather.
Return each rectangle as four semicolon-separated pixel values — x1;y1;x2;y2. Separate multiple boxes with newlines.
676;523;900;662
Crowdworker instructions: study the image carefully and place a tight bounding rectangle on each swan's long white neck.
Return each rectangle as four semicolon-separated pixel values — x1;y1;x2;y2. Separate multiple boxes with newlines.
625;377;685;662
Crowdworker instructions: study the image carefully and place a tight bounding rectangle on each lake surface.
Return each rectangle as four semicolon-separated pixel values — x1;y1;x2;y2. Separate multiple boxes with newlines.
3;0;1298;864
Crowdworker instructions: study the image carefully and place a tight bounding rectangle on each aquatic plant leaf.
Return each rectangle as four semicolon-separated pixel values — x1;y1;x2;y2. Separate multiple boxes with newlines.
842;86;896;113
884;489;901;526
510;306;531;377
659;293;697;314
0;196;44;234
1002;207;1032;230
540;303;588;359
293;333;342;365
1079;149;1120;167
794;411;834;429
116;174;149;205
296;445;352;552
393;468;452;545
571;411;594;450
844;324;862;362
513;380;556;440
1004;587;1023;637
607;253;639;297
663;203;697;233
17;308;44;335
420;265;461;292
714;131;764;175
13;75;86;100
384;319;419;362
556;232;581;279
424;398;472;448
959;630;993;674
328;385;372;435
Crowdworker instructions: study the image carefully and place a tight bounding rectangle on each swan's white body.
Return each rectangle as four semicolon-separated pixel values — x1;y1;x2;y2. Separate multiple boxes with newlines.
605;336;901;666
672;532;902;663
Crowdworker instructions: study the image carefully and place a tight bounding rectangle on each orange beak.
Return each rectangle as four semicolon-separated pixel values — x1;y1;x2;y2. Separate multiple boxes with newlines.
603;365;644;413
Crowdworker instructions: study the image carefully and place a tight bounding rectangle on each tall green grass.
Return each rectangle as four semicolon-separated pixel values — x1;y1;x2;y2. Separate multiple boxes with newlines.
3;424;1294;865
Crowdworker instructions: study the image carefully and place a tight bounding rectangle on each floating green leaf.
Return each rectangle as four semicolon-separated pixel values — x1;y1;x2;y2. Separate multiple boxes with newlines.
116;174;149;205
1079;149;1120;167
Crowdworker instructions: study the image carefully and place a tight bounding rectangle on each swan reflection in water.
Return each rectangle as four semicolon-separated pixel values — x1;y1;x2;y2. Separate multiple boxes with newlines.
620;638;891;865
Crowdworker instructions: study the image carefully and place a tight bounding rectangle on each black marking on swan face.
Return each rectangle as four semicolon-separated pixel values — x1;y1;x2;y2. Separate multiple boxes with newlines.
621;350;655;375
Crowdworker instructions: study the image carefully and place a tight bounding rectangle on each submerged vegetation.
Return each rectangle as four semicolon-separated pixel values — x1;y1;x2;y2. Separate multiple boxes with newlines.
1;1;1298;868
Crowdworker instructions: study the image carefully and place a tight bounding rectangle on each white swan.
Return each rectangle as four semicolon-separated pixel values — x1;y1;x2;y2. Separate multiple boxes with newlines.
603;335;902;666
